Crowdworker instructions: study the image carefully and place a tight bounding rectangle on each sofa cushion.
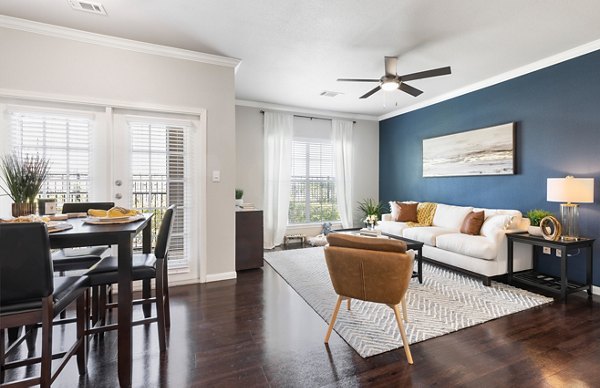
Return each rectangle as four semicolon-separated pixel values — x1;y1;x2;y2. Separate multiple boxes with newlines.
432;204;474;230
416;202;437;226
392;202;418;222
402;226;455;246
436;233;498;261
460;211;485;235
480;214;513;238
377;220;409;236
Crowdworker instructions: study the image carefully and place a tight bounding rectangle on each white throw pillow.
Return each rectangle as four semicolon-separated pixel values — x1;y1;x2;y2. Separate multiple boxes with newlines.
432;203;474;230
480;214;513;237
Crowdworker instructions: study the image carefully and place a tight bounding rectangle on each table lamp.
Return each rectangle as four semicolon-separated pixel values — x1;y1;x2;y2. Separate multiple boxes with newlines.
547;176;594;240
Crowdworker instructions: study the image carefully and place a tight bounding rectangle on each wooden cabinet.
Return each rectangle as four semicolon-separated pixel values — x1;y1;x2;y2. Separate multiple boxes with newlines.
235;210;264;271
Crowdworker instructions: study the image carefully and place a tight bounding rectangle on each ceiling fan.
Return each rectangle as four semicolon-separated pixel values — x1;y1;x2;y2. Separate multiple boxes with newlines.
337;56;451;99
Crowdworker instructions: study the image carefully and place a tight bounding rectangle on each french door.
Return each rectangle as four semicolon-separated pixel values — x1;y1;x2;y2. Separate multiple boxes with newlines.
111;112;201;277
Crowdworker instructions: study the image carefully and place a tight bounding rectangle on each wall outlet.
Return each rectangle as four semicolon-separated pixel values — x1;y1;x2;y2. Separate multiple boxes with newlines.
556;249;562;257
543;247;551;255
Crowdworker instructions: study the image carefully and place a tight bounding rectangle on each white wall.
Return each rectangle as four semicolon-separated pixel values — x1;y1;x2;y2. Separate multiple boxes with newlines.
0;26;237;280
235;105;379;239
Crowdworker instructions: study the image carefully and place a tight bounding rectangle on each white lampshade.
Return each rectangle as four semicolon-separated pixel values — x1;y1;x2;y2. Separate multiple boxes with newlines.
547;176;594;203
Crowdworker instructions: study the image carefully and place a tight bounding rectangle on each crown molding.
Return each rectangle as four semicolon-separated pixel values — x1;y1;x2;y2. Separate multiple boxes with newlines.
236;99;378;122
378;38;600;121
0;15;241;69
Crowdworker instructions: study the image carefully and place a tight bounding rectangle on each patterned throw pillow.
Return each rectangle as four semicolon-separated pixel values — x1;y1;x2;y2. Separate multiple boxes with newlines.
416;202;437;226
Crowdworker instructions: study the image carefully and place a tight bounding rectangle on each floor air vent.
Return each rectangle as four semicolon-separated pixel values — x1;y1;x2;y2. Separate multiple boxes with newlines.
68;0;107;15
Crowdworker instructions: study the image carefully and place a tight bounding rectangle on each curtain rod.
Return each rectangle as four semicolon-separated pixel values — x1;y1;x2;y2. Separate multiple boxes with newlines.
259;110;356;124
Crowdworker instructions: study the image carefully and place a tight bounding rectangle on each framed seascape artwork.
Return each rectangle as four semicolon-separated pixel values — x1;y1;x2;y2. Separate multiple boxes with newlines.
423;123;516;177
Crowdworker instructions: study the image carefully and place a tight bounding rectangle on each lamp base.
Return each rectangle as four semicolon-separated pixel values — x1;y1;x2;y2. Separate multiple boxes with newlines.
560;203;579;240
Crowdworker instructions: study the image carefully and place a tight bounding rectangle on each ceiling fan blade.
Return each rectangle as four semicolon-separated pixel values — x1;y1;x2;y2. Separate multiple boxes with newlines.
337;78;380;82
399;82;423;97
384;56;398;76
360;85;381;99
400;66;452;81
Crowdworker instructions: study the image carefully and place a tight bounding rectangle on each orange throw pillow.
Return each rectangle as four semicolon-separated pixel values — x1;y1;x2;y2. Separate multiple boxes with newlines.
392;202;418;222
460;211;485;235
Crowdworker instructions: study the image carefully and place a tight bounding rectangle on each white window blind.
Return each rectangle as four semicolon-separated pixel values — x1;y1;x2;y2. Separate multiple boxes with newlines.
129;121;189;269
289;139;339;224
9;111;92;205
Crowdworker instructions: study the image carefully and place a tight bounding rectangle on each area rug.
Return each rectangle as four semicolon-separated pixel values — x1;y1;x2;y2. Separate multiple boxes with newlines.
264;247;553;358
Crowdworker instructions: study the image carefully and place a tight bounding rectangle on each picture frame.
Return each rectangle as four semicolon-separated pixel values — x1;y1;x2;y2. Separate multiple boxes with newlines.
422;122;516;177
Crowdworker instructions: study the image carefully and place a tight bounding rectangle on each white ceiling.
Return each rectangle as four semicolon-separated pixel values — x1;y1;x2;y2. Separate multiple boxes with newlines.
2;0;600;118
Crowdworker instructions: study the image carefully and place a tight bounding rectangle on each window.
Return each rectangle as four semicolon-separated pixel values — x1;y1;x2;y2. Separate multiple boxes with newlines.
9;111;92;205
129;121;189;268
288;139;339;224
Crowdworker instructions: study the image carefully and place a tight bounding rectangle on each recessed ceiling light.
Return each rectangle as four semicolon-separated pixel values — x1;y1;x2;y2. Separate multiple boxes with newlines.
68;0;107;15
320;91;344;98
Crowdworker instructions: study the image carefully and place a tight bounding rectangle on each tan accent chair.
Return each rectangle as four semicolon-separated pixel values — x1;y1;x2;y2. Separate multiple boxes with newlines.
323;233;414;364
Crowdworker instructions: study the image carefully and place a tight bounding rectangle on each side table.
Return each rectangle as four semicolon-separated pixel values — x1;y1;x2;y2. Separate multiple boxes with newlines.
506;233;595;300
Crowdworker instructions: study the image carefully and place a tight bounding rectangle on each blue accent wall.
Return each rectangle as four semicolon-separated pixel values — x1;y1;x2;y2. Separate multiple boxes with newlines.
380;49;600;286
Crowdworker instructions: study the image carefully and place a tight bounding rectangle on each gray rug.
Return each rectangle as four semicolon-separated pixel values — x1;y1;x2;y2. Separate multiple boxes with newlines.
264;247;553;358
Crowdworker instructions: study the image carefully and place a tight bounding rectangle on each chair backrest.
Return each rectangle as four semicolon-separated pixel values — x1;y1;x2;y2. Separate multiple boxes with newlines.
0;223;54;306
324;233;413;305
154;205;176;260
62;202;115;214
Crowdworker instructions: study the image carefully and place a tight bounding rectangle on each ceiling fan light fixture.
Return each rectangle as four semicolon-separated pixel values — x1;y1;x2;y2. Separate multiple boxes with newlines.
381;79;399;91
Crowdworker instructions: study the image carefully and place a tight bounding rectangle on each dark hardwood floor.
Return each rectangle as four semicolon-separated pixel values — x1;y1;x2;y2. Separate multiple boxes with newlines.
5;260;600;387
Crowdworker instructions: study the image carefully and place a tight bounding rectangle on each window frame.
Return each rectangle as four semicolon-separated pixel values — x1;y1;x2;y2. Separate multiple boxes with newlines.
288;136;340;226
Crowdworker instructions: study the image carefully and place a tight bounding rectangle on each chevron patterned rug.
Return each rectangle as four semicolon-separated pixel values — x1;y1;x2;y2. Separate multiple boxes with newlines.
264;246;553;358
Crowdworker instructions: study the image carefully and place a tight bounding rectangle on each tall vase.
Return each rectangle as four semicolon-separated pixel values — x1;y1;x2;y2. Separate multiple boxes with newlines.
12;202;36;217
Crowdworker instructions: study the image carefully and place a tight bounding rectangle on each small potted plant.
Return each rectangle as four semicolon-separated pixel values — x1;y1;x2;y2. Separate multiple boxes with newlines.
358;198;383;229
0;153;50;217
235;188;244;206
526;209;554;236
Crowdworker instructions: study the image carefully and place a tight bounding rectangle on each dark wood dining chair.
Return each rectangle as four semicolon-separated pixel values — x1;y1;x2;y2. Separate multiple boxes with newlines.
52;201;115;273
52;201;114;322
85;205;175;351
0;223;88;387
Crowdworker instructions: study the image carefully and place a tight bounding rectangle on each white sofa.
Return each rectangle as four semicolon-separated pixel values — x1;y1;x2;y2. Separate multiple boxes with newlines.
377;202;532;285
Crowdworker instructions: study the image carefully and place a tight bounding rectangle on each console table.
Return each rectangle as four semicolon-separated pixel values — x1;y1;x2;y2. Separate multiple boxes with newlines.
506;233;595;300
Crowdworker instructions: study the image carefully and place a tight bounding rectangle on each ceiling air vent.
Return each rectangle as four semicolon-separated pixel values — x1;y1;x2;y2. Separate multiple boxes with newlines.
320;91;344;98
68;0;107;15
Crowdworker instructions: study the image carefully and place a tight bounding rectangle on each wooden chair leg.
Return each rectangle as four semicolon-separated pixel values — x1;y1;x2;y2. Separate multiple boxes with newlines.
155;262;167;352
142;279;152;318
40;297;53;387
163;269;171;329
76;294;87;375
324;296;343;344
392;304;413;364
347;298;351;311
91;286;99;325
99;285;107;326
401;296;408;322
25;324;38;355
1;329;5;383
59;271;67;319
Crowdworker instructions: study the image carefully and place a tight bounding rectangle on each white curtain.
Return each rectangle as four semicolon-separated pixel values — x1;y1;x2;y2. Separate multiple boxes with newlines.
332;119;354;228
263;111;293;248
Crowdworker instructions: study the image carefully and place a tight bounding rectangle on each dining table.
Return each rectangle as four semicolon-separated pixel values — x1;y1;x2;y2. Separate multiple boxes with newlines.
48;213;153;388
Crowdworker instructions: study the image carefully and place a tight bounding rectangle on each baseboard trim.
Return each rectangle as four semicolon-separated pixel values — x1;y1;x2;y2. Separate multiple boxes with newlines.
205;272;237;283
